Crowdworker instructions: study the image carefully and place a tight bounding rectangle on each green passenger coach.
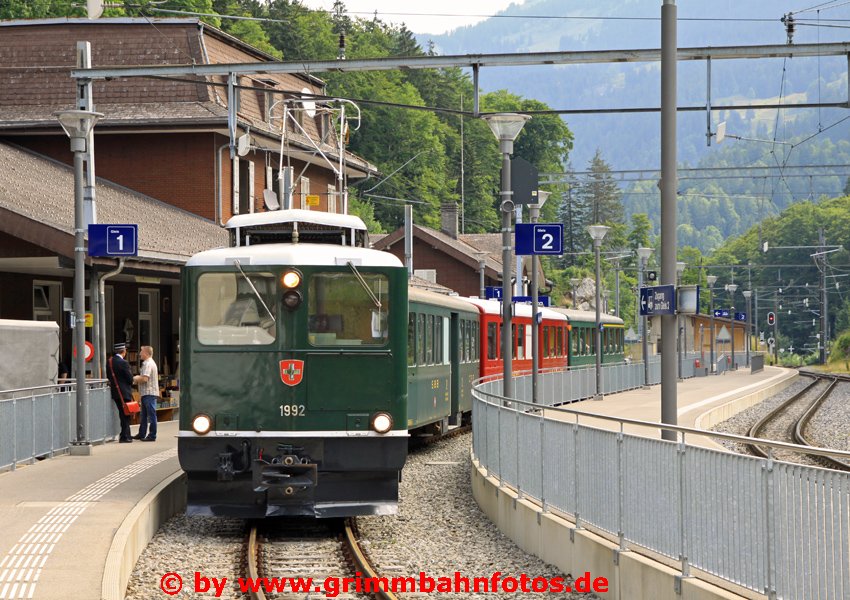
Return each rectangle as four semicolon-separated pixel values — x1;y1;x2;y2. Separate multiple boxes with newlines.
178;211;409;518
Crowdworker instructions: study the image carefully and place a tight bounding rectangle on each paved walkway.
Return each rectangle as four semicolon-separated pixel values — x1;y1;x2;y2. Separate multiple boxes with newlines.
545;366;796;450
0;421;180;600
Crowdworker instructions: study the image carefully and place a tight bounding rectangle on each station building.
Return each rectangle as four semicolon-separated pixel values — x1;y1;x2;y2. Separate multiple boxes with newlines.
0;17;376;381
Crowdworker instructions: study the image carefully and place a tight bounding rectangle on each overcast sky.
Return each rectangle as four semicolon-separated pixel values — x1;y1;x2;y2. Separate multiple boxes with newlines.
300;0;523;35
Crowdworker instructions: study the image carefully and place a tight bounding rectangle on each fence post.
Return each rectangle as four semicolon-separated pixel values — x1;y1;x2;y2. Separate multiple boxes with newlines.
498;400;503;488
540;409;547;514
617;422;625;551
676;433;691;594
515;407;522;499
573;419;581;530
763;451;777;600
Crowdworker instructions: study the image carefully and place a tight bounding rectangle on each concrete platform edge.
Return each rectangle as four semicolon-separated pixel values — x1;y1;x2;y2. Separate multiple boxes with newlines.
101;470;186;600
693;369;797;432
470;457;749;600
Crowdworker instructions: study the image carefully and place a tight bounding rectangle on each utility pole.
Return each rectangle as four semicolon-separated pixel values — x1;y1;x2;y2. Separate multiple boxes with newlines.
819;228;827;364
660;0;678;441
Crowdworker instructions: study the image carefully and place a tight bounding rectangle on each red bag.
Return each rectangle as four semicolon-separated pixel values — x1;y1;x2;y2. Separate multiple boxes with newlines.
122;401;141;416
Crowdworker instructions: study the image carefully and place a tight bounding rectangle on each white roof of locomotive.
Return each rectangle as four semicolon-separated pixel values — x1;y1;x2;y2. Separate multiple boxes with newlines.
462;297;568;322
186;243;403;267
225;209;367;231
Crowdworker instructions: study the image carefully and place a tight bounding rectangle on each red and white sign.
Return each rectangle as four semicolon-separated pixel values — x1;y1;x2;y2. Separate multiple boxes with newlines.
73;341;95;363
279;359;304;386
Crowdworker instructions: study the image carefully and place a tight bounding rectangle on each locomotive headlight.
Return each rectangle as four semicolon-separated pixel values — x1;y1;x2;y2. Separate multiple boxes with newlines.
371;412;393;434
192;414;212;435
281;270;301;288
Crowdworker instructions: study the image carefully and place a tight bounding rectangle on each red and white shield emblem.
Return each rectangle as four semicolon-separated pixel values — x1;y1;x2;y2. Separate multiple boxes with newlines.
279;359;304;386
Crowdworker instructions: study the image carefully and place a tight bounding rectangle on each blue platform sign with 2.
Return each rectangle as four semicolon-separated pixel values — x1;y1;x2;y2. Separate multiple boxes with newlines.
88;224;138;257
515;223;564;256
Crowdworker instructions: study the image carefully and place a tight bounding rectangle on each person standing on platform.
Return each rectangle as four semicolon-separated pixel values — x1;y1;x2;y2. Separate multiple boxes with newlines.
107;342;134;443
133;345;159;442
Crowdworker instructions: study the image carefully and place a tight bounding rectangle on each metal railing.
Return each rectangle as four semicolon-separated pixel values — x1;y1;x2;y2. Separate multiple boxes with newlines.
0;381;118;471
472;369;850;599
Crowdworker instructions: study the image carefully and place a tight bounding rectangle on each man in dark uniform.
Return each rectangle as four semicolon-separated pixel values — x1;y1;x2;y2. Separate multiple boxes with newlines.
107;342;134;443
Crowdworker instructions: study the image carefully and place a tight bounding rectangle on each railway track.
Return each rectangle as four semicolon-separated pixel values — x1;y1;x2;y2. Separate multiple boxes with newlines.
244;519;398;600
747;372;850;470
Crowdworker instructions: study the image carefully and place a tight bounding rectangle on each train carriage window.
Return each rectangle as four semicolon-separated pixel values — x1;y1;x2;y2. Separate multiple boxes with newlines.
474;322;480;360
408;313;416;366
514;325;525;360
487;322;497;360
417;314;426;364
197;272;277;345
511;324;517;359
543;326;549;358
557;326;563;356
426;314;434;364
435;316;444;364
308;272;390;346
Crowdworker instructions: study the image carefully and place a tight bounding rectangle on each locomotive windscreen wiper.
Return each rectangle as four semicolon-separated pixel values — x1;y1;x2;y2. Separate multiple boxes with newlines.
232;259;276;323
347;261;382;309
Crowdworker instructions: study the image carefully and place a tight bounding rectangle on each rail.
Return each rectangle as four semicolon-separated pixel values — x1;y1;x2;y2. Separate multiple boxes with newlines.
0;380;117;471
471;368;850;599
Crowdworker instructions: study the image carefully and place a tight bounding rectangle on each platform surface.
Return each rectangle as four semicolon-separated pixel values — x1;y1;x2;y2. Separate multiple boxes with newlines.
0;421;180;600
546;365;794;450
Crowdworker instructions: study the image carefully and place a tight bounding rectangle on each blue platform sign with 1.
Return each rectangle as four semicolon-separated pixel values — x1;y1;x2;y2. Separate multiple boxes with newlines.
515;223;564;256
88;224;138;257
485;286;503;300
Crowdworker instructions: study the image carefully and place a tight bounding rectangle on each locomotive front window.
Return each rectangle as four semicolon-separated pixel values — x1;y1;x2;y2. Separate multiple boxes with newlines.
196;272;277;345
308;272;389;346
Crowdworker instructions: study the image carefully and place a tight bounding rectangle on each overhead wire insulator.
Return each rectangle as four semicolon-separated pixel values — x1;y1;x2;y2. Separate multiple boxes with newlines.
781;13;795;45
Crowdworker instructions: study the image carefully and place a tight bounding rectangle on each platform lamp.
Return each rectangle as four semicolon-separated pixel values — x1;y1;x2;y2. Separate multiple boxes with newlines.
529;190;550;404
742;289;752;367
636;247;653;386
481;112;530;399
55;109;103;455
706;275;717;373
727;283;738;370
476;251;489;299
588;224;610;399
676;261;686;379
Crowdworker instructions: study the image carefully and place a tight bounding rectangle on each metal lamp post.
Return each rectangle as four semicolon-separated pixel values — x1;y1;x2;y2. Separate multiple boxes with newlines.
743;289;752;367
476;251;488;299
706;274;717;373
727;283;738;370
676;261;686;379
636;247;653;386
54;109;103;454
570;277;580;308
530;190;550;404
588;224;610;399
482;112;530;398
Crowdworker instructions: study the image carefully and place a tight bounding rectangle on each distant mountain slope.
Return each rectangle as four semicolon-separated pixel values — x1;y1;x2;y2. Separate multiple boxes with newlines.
418;0;850;251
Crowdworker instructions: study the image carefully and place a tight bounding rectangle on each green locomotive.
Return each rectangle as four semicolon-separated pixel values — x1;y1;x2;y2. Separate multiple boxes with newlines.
178;211;409;518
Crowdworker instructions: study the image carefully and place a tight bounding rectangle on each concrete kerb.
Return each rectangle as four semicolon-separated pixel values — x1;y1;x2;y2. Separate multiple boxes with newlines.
693;369;797;432
470;456;747;600
101;470;187;600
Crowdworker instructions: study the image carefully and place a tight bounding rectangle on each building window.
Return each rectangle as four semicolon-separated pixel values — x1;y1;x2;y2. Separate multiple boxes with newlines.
327;184;337;213
299;176;310;210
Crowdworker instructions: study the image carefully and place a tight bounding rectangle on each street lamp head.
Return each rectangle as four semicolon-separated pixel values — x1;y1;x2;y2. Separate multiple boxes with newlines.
742;290;752;299
636;246;653;261
570;278;580;288
54;109;103;153
54;109;103;139
727;283;738;293
706;274;717;286
481;112;531;154
587;224;610;243
676;261;686;274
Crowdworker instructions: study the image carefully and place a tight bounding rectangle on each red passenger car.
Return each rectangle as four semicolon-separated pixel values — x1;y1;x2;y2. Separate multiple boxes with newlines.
463;298;569;378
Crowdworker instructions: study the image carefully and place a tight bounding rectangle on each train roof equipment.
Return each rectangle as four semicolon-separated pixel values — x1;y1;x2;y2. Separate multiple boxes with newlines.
226;209;369;248
186;243;403;268
550;307;625;327
462;297;568;322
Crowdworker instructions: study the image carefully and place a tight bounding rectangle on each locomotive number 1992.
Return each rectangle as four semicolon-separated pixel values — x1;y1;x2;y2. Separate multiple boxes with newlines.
280;404;306;417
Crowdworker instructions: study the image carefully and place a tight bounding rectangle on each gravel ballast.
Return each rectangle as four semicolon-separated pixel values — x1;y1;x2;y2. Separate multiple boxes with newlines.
125;434;598;599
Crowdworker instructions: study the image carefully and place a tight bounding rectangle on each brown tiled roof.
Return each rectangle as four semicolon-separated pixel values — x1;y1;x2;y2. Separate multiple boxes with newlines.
408;275;456;295
0;18;377;176
0;142;228;262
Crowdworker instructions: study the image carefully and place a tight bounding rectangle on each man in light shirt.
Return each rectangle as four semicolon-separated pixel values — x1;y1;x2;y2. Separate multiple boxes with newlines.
133;345;159;441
